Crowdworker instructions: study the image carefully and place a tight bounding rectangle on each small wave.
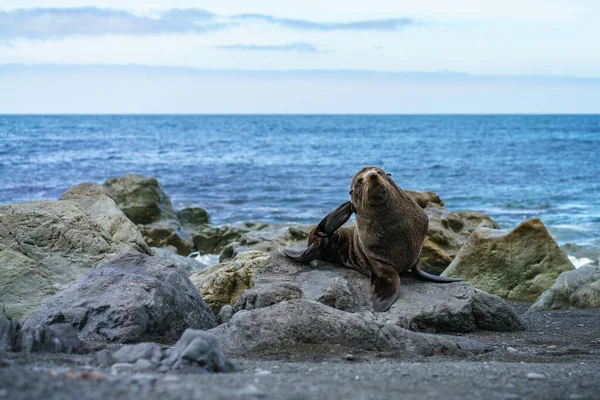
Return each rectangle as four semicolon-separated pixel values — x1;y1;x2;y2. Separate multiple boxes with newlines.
188;252;220;268
501;203;551;210
567;255;595;269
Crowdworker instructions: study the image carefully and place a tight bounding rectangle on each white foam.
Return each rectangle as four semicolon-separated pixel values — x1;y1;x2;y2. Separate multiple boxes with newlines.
187;252;221;268
567;255;594;269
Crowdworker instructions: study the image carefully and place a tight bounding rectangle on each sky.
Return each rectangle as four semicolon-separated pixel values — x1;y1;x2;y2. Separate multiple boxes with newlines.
1;1;599;113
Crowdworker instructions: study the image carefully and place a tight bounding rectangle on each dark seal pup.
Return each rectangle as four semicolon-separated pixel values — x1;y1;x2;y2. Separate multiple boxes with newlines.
283;166;461;312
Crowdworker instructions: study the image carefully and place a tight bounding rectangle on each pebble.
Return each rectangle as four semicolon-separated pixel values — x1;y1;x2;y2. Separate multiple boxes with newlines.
343;354;356;361
111;363;136;375
506;347;518;353
546;345;557;349
0;389;7;398
254;368;272;376
133;359;154;371
526;373;546;381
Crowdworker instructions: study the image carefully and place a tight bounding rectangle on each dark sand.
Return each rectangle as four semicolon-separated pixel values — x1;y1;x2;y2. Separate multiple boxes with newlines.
2;302;599;400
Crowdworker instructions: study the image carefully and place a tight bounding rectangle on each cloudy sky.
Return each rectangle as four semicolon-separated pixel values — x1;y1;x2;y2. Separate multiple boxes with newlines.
1;0;599;113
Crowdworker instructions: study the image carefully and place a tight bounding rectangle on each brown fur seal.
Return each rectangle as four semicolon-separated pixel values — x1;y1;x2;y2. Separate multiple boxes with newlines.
283;166;461;312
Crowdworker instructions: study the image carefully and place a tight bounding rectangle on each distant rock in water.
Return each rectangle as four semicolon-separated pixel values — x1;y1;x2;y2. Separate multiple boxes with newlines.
442;218;575;301
103;173;214;256
103;173;179;225
529;260;600;312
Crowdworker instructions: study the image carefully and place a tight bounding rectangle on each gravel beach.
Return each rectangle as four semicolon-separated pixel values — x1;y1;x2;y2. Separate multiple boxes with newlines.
2;302;599;400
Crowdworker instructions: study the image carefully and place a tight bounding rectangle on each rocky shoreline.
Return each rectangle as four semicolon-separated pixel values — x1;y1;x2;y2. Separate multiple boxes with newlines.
1;173;600;399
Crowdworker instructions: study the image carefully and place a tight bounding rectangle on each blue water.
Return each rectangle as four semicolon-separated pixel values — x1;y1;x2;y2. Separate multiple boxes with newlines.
1;115;599;257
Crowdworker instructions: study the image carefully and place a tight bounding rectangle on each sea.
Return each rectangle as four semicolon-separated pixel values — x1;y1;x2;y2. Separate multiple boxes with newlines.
1;115;599;265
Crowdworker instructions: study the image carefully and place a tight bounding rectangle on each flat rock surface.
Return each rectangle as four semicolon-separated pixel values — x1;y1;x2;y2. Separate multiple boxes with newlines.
232;253;523;334
1;304;599;400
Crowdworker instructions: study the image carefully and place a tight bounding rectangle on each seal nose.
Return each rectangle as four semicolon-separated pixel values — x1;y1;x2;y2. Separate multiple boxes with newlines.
367;172;378;181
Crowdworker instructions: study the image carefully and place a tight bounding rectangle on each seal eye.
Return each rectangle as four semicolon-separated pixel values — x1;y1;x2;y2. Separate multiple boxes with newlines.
349;189;353;195
357;178;363;184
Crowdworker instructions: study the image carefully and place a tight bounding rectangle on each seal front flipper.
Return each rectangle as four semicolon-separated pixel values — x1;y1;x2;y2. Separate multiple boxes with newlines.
283;240;325;263
370;261;401;312
315;201;354;236
411;264;463;283
283;201;354;264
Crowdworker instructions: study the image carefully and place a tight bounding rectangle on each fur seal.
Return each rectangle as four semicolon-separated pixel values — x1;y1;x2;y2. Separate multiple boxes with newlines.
283;166;462;312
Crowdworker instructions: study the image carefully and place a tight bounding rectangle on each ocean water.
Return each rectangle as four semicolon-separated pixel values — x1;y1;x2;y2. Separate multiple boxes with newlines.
1;115;599;260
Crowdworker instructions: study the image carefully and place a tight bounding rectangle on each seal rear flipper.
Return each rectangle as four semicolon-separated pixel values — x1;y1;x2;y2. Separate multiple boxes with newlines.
315;201;354;236
370;263;401;312
412;264;463;283
283;240;323;264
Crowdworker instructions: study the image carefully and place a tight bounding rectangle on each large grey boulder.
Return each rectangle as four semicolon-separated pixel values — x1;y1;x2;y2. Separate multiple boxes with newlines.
529;261;600;312
103;173;178;225
59;182;152;255
211;299;488;356
231;253;523;334
442;218;575;301
23;252;217;347
0;201;120;320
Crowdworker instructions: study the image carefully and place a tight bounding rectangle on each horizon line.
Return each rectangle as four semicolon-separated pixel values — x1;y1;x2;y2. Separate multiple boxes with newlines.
2;63;600;82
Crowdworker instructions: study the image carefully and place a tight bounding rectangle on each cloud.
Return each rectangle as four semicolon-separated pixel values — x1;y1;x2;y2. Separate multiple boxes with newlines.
215;42;318;53
0;8;417;39
0;7;229;38
232;14;417;31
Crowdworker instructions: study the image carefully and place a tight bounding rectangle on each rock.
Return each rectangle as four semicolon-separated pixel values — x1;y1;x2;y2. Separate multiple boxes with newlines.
138;226;193;256
217;305;234;325
103;173;178;225
59;182;152;255
23;252;216;346
235;282;303;312
0;311;18;352
151;247;207;274
405;190;445;208
110;342;163;365
190;251;270;314
528;261;600;312
177;207;210;228
163;329;234;373
18;322;88;354
442;218;575;301
0;201;119;320
455;211;500;232
526;372;546;380
233;253;523;333
211;299;489;356
420;207;499;275
110;363;136;374
217;222;312;262
192;225;248;255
